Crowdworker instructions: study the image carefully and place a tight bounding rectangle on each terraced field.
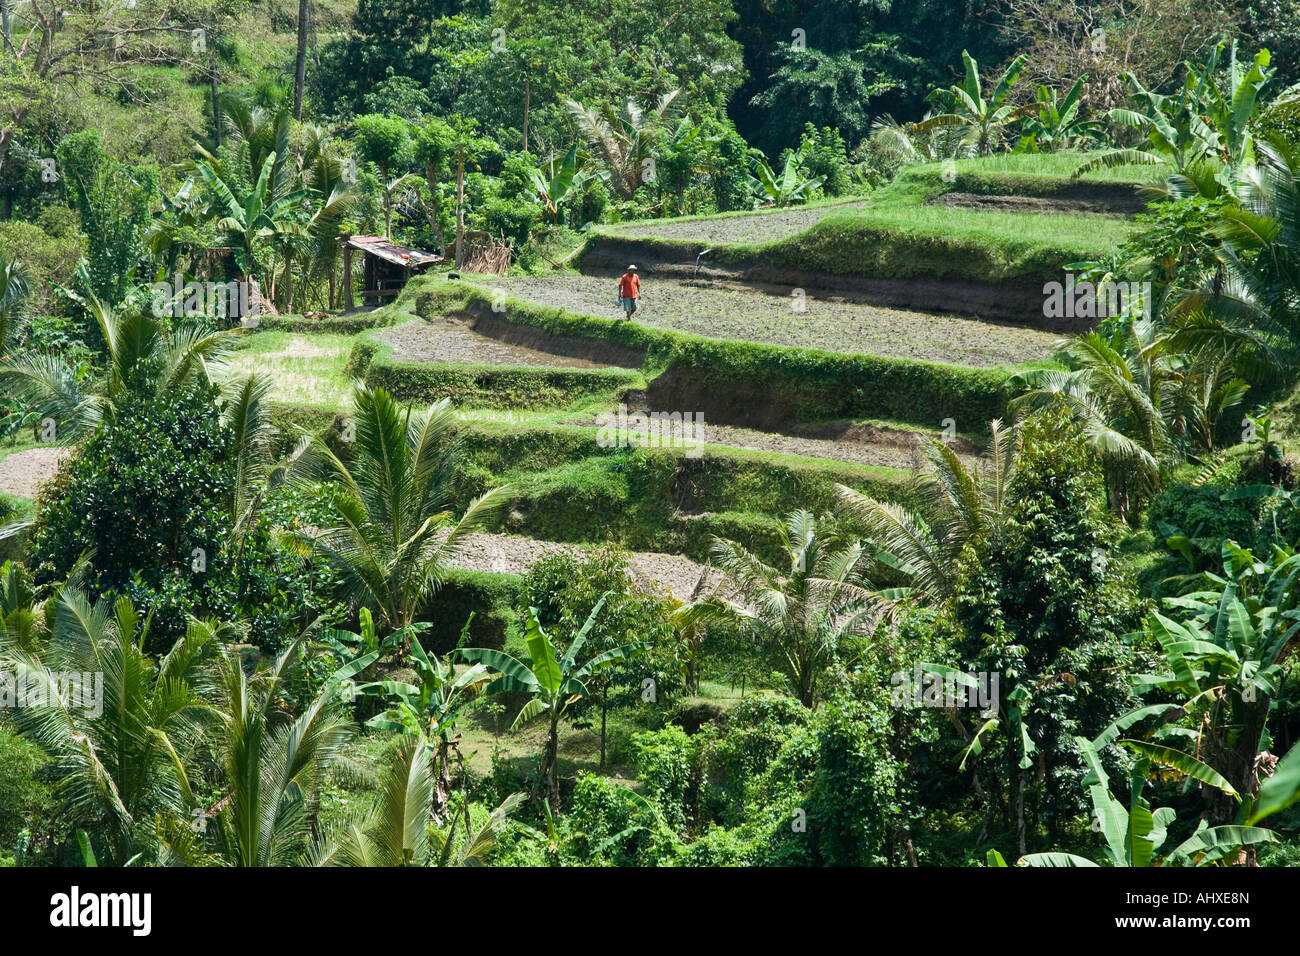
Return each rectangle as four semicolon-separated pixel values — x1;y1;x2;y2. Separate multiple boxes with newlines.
496;275;1059;367
606;199;867;244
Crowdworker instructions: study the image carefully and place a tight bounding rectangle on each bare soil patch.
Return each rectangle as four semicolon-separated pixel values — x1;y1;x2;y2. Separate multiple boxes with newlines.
928;190;1145;217
607;200;866;245
500;275;1058;367
446;531;715;599
372;318;618;368
0;447;71;500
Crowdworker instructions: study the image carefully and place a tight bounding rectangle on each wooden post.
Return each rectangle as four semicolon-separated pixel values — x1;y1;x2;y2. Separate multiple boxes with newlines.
342;241;354;313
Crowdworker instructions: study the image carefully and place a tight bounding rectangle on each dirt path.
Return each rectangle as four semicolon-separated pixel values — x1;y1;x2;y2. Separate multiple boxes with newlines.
446;531;716;599
0;447;71;500
499;275;1058;367
606;200;867;244
372;318;617;368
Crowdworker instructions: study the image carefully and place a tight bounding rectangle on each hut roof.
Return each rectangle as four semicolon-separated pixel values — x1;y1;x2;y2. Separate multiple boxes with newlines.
341;235;443;268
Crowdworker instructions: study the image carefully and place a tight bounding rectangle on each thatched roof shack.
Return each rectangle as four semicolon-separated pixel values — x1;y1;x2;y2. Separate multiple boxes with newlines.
340;235;442;311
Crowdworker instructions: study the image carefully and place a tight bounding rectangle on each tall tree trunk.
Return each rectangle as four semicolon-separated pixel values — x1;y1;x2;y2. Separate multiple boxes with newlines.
455;150;466;267
522;78;530;153
424;160;447;259
1015;769;1027;858
293;0;309;120
1;0;14;56
430;740;452;823
282;253;292;314
599;685;608;770
543;717;561;816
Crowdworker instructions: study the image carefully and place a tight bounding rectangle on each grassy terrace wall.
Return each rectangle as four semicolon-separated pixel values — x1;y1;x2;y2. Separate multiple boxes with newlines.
264;404;918;564
343;324;641;412
407;280;1018;429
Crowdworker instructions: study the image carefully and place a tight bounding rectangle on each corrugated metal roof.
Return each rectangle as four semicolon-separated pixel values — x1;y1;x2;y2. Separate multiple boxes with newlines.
342;235;443;268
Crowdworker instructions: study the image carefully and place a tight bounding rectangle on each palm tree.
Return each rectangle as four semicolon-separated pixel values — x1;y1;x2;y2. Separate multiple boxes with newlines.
0;588;226;863
567;90;681;198
677;510;882;707
315;736;525;866
461;595;647;814
285;384;513;638
1008;331;1172;520
195;151;312;305
210;637;355;866
834;422;1017;602
0;286;239;442
1169;138;1300;378
912;51;1036;156
0;257;30;355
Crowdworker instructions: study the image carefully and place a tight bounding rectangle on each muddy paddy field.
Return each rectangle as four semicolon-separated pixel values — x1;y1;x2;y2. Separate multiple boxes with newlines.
498;275;1059;367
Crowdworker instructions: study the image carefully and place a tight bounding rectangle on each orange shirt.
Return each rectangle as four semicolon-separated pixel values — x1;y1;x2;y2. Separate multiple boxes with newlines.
619;273;641;298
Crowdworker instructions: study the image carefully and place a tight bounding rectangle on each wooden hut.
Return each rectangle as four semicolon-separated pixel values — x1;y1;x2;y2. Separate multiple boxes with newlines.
340;235;442;311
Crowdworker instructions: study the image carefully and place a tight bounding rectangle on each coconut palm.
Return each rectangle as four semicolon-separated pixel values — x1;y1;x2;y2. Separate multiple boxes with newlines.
567;90;681;198
1008;330;1172;520
912;51;1036;156
461;594;647;813
314;736;525;867
210;637;355;866
0;284;239;442
0;256;30;355
677;510;882;707
284;384;513;638
834;421;1017;602
1168;137;1300;379
0;587;227;863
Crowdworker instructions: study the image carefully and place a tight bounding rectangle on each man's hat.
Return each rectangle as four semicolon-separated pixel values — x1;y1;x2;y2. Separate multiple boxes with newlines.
627;264;638;271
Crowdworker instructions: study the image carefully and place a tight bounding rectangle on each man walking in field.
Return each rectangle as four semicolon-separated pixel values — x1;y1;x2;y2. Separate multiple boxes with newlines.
618;264;640;320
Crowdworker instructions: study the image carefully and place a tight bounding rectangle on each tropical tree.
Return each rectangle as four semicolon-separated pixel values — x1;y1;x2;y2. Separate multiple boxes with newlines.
567;90;681;199
988;737;1276;867
364;631;490;821
748;150;824;208
0;588;226;864
210;637;355;866
0;286;238;442
315;736;524;867
1115;543;1300;834
912;51;1036;156
461;595;647;813
834;421;1017;602
1075;43;1274;181
284;384;513;638
195;151;312;305
527;144;604;225
677;510;881;707
0;257;30;354
1017;77;1104;153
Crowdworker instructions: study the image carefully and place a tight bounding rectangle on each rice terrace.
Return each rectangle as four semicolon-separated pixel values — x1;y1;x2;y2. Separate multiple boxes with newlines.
1;0;1300;919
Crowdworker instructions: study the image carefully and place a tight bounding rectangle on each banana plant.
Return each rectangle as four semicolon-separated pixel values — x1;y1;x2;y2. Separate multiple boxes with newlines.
1017;77;1104;153
912;50;1036;156
1075;42;1274;185
363;627;491;822
1111;541;1300;828
748;151;823;208
988;737;1275;866
529;146;606;226
461;593;648;814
